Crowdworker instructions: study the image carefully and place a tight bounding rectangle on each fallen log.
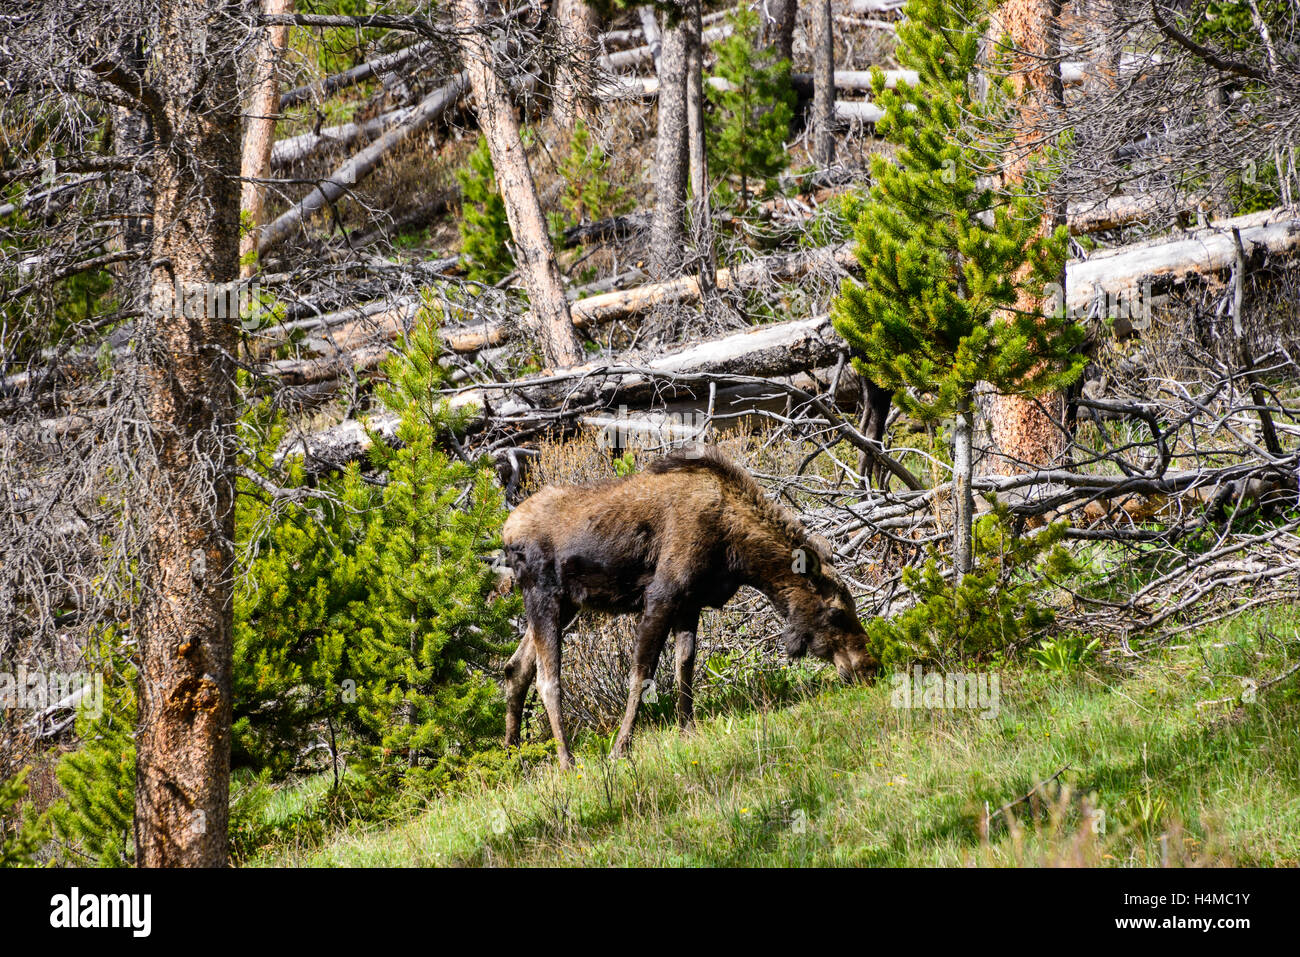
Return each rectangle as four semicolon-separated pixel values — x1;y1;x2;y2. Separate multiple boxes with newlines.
1066;207;1300;313
248;241;858;381
270;104;416;169
258;72;469;254
602;8;730;50
439;242;858;354
602;23;733;71
849;0;905;12
560;211;651;246
282;314;850;469
279;41;435;109
834;14;899;31
1067;192;1205;234
13;209;1300;398
835;100;886;124
243;206;1300;384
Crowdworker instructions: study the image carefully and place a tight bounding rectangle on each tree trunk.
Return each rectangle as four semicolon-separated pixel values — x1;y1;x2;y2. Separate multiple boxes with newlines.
650;11;690;279
554;0;598;128
812;0;836;166
239;0;293;278
765;0;798;65
952;406;975;576
685;0;715;289
451;0;585;367
981;0;1066;474
135;0;242;868
107;35;153;315
637;6;663;72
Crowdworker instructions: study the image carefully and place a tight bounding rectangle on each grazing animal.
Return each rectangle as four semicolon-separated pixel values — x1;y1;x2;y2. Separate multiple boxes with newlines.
501;447;879;768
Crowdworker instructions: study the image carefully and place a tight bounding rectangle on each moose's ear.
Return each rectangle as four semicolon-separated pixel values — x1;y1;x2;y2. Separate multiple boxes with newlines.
791;544;824;578
808;534;834;563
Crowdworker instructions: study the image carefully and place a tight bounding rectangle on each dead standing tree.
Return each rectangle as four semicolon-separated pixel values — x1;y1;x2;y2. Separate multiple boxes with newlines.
450;0;586;367
132;0;244;869
811;0;836;166
239;0;294;277
980;0;1069;475
650;5;691;279
554;0;599;128
0;0;246;866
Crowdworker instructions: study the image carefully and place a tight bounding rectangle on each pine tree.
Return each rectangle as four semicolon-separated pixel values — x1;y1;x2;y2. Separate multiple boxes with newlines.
1;768;51;867
867;501;1078;667
456;135;514;283
549;119;633;238
50;634;136;866
351;295;520;789
830;0;1085;576
231;413;368;784
52;304;523;857
234;294;519;792
705;6;796;208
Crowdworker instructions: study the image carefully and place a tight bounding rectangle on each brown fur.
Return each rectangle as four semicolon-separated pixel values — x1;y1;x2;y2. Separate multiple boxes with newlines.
501;447;878;768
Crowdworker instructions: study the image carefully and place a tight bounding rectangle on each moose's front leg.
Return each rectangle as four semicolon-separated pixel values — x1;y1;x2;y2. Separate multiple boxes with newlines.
611;599;674;759
525;590;575;769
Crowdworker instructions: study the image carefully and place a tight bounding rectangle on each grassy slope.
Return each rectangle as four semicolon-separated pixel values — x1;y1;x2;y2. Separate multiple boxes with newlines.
253;608;1300;867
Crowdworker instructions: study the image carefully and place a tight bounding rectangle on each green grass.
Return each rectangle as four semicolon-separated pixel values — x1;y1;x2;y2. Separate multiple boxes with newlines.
249;608;1300;867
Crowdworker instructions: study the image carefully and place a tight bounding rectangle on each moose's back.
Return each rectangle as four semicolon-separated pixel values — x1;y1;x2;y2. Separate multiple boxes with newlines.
502;464;735;614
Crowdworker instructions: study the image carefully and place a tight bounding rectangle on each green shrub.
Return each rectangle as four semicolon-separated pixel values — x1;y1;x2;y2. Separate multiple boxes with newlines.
53;304;523;861
236;298;520;793
456;136;514;284
868;502;1079;668
706;6;796;207
0;768;51;867
49;634;135;867
549;119;633;238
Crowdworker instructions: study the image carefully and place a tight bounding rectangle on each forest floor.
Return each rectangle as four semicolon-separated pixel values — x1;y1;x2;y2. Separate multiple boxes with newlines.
249;604;1300;867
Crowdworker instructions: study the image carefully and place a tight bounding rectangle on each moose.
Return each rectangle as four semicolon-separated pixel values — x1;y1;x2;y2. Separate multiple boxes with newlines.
501;446;879;768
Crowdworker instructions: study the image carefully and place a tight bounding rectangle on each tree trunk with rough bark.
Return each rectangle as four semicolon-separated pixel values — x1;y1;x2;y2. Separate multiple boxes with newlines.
135;0;242;868
239;0;293;278
812;0;836;166
554;0;598;128
685;0;714;289
451;0;584;367
108;35;153;316
765;0;798;65
650;11;690;279
980;0;1067;474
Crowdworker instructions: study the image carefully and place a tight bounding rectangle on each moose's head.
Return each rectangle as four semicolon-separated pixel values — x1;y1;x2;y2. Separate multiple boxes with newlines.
781;544;879;683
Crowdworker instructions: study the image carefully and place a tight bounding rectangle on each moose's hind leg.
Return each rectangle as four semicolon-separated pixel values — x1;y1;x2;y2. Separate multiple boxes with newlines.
504;627;537;747
611;598;675;759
